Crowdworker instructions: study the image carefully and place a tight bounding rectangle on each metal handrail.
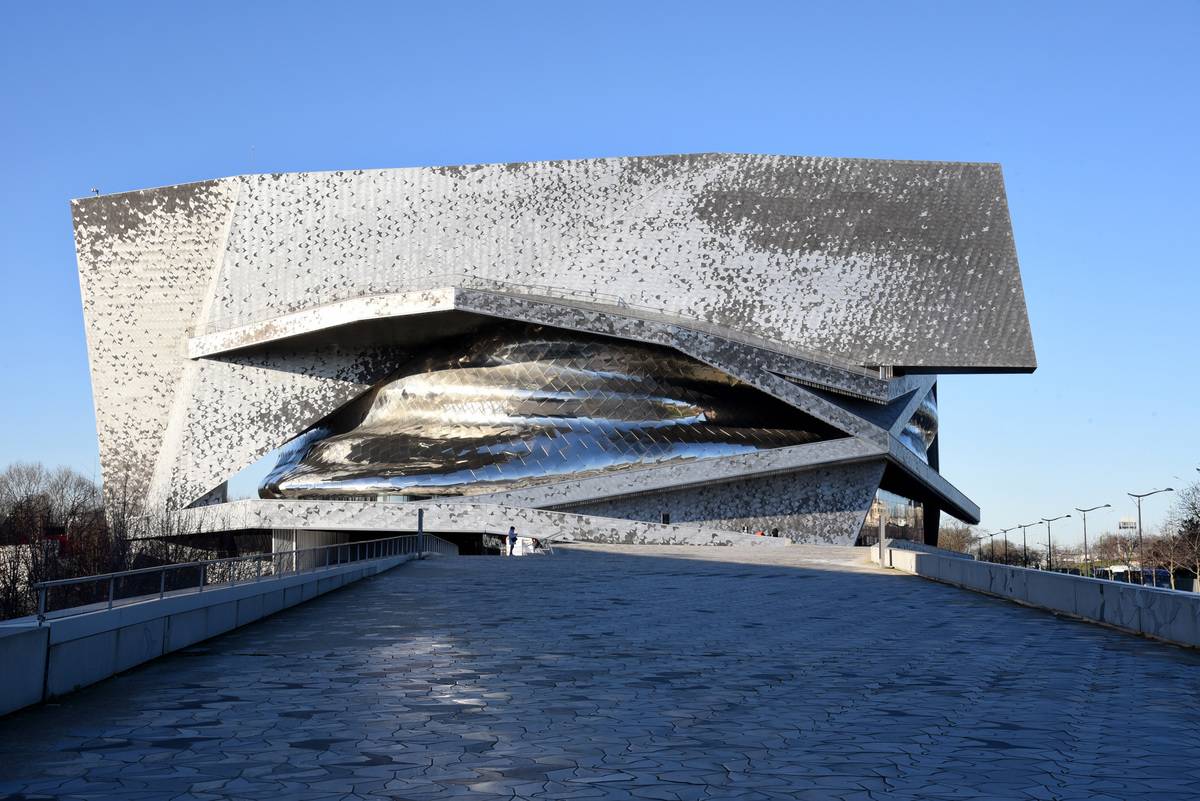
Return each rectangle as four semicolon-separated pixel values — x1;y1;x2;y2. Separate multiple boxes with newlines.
422;534;460;557
32;534;406;590
32;533;434;624
196;271;879;380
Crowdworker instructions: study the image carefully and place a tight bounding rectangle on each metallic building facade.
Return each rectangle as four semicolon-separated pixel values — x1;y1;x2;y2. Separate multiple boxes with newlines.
262;325;838;500
72;153;1035;547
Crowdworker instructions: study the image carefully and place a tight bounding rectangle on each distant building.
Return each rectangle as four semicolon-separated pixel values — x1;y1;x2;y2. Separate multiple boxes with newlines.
72;154;1035;547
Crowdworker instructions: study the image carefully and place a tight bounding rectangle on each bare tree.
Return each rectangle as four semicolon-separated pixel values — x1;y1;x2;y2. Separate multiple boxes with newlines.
1049;542;1081;572
995;538;1023;565
0;461;265;620
938;521;975;553
0;463;118;618
1164;482;1200;590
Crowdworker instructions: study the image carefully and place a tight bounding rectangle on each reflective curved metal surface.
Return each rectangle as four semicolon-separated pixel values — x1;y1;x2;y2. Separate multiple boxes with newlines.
262;326;836;499
898;388;938;463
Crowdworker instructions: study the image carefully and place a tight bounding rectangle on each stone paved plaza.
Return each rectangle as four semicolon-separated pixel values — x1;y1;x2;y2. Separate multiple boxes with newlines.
1;544;1199;800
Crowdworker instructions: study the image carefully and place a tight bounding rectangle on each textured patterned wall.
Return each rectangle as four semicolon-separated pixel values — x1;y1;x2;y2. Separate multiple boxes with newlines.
197;155;1033;371
460;437;884;510
176;499;790;548
73;181;237;505
558;460;886;545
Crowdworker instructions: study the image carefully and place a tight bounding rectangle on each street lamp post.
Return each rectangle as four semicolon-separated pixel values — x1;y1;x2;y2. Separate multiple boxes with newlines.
1127;488;1174;587
1041;515;1071;571
1018;522;1039;567
996;526;1017;564
1074;504;1111;578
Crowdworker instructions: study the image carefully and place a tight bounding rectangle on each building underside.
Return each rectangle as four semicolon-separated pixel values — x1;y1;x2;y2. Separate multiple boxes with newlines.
72;153;1035;549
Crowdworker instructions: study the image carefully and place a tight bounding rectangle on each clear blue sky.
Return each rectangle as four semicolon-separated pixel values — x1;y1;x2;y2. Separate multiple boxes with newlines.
1;2;1197;542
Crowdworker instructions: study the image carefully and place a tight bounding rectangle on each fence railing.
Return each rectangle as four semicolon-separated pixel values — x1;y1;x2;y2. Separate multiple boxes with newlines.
423;533;460;557
32;533;453;624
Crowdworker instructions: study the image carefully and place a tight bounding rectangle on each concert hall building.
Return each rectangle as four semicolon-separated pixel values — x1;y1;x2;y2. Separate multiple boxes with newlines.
72;153;1035;548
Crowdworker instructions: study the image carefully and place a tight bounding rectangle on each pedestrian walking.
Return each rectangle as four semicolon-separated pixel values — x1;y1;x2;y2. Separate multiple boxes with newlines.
507;525;518;556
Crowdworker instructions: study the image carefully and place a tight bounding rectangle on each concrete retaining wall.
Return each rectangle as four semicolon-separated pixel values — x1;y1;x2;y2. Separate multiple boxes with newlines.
0;553;417;718
876;545;1200;648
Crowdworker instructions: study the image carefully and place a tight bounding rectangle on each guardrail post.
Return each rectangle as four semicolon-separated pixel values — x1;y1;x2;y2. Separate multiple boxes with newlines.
160;570;166;599
256;558;262;581
37;586;46;625
418;509;425;559
107;577;115;610
199;564;206;593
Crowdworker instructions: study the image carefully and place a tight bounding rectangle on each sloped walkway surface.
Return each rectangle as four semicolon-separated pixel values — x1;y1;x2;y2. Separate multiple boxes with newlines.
1;544;1198;800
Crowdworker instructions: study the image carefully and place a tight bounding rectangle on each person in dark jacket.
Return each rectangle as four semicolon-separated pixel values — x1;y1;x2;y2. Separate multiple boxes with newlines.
507;526;518;556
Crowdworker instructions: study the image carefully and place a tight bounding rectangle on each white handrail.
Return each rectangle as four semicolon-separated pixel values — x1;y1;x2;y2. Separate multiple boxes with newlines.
32;532;446;623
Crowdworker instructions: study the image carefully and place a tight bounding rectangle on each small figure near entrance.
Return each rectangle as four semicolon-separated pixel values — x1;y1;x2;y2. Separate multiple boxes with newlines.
507;526;518;556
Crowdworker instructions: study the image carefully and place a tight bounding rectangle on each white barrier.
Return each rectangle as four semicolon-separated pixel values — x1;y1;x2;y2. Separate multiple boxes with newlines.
0;552;417;718
875;545;1200;649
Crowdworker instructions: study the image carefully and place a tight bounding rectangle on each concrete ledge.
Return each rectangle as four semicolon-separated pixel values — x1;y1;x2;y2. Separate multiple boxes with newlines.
876;546;1200;649
46;630;118;697
0;626;49;717
1;552;421;717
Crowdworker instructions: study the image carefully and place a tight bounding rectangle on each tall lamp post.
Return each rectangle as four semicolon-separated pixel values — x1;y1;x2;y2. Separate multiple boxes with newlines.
996;526;1017;564
1041;514;1071;571
1074;504;1110;578
1127;488;1174;586
1018;522;1039;567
